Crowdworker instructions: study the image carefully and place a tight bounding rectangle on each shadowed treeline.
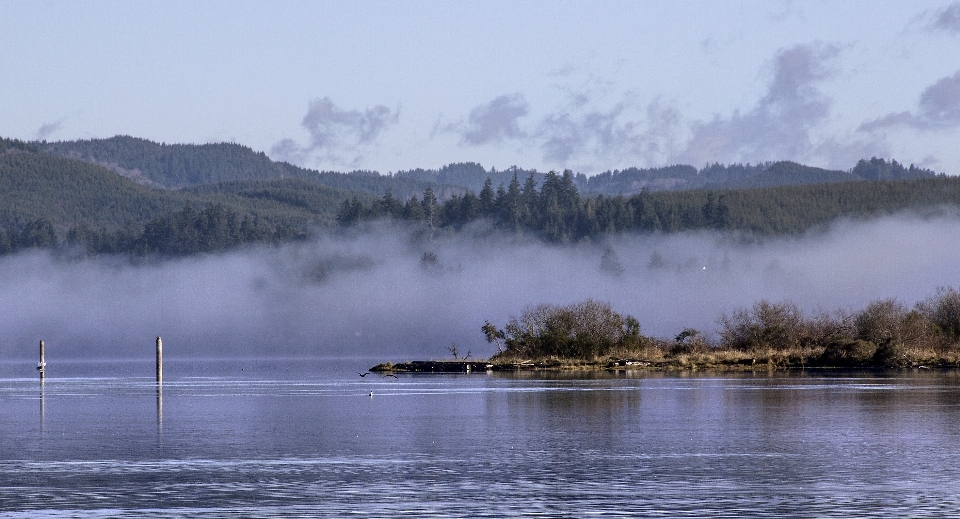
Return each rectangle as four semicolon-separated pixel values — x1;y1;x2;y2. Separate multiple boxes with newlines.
338;169;960;242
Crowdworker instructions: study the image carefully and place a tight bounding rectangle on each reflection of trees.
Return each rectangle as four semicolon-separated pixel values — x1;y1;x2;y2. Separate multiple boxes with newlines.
496;377;642;452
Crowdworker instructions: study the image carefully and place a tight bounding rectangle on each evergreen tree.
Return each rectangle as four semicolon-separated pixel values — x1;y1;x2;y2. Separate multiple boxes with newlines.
421;187;439;230
479;178;496;216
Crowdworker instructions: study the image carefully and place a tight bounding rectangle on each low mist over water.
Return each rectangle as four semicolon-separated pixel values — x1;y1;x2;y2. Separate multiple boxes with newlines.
2;212;958;360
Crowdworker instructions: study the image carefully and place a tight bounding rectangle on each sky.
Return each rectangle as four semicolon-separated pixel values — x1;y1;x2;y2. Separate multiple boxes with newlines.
3;1;960;176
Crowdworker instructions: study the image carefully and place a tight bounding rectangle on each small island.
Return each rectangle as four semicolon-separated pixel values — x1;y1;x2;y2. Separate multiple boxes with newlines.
374;289;960;372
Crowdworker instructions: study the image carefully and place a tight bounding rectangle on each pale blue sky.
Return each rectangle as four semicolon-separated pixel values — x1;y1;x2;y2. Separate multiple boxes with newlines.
3;0;960;174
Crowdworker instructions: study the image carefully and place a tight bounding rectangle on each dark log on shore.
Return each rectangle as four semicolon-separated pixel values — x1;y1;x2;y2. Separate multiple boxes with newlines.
372;361;493;373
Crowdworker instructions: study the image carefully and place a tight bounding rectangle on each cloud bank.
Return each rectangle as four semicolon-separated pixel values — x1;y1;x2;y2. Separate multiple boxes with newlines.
454;94;529;146
2;213;958;364
930;2;960;34
675;43;843;166
446;43;889;172
860;70;960;132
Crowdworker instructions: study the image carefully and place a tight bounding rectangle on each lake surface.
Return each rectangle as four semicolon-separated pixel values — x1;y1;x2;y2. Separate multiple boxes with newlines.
2;358;960;517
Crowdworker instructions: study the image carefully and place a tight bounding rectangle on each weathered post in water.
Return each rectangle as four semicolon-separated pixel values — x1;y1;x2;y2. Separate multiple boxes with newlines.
37;340;46;379
156;336;163;383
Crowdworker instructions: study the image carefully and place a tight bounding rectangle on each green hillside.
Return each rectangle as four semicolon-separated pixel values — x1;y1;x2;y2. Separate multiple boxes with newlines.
36;136;456;199
0;139;374;255
716;161;857;189
1;142;189;229
37;136;315;188
184;178;376;224
3;134;958;257
343;170;960;241
37;136;938;198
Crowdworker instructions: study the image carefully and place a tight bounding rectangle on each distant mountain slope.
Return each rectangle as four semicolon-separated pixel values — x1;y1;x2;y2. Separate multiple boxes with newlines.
1;141;189;229
586;160;937;194
5;133;954;257
37;135;315;188
184;178;375;224
33;135;941;198
395;163;554;193
714;161;858;189
36;136;460;200
313;170;460;201
584;165;700;194
0;139;373;235
851;157;937;181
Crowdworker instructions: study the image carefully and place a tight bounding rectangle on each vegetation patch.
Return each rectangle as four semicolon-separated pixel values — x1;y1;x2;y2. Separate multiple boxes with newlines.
458;287;960;372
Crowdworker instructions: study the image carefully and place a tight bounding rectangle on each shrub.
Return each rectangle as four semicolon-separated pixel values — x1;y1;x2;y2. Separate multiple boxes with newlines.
854;298;932;350
918;286;960;341
492;299;642;359
718;300;806;351
671;328;709;355
819;339;877;366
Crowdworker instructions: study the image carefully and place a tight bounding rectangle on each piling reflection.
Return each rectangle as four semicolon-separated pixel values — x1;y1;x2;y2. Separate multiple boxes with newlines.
39;378;45;434
156;383;163;437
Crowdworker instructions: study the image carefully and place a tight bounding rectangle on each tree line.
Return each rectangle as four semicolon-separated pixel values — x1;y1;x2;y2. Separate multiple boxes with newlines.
0;204;304;257
337;165;960;241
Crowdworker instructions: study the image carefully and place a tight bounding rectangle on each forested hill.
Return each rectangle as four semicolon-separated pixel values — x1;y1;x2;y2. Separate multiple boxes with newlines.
37;135;312;188
583;159;937;194
339;170;960;241
3;133;956;257
1;140;188;229
35;136;448;199
0;138;377;255
34;136;939;197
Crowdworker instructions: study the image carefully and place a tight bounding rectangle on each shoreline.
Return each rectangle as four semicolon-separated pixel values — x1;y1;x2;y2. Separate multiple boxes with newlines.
371;355;958;374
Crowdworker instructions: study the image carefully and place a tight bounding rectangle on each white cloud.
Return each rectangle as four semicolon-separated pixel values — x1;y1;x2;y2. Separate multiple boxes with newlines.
271;97;399;168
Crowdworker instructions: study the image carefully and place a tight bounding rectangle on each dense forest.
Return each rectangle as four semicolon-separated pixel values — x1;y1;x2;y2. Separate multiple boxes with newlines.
1;134;956;257
0;137;373;255
36;136;450;199
584;158;936;194
337;169;960;241
35;135;938;196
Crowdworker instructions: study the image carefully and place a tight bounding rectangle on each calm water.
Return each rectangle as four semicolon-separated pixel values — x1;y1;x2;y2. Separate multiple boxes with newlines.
2;358;960;517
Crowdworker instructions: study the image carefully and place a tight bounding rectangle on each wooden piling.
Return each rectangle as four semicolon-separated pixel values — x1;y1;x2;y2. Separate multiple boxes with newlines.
156;336;162;383
38;340;45;379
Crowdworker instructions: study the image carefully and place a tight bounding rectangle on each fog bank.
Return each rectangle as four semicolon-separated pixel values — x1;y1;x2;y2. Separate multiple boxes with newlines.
1;213;958;360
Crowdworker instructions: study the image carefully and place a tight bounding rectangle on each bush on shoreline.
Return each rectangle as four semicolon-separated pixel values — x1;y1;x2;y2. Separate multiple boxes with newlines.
482;287;960;369
483;299;647;360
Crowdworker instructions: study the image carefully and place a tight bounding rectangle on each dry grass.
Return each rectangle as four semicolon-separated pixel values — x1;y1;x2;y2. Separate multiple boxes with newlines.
486;342;960;372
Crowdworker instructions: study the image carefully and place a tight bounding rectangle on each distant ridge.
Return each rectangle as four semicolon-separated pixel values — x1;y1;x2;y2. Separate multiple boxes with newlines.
3;133;955;257
34;135;941;196
37;136;313;188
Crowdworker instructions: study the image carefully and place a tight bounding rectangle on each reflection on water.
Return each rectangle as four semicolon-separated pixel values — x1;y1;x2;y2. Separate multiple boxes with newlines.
39;378;44;435
2;359;960;517
156;384;162;437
